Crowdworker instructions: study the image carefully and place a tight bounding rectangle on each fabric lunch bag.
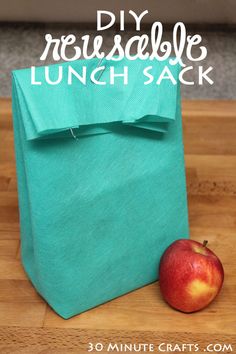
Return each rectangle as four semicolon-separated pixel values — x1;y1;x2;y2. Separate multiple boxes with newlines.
12;57;189;318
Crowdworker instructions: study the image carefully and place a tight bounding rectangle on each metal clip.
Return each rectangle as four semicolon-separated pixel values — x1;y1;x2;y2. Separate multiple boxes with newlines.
92;57;106;82
70;128;79;140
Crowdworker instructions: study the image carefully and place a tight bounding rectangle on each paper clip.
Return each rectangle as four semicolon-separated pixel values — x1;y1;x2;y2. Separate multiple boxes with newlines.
70;128;79;140
92;57;106;82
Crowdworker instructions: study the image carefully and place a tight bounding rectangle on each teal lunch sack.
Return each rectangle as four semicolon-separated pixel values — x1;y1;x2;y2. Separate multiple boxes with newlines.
11;57;189;319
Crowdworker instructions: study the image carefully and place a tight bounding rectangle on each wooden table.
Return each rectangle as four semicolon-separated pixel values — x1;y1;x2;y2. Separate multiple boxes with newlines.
0;99;235;353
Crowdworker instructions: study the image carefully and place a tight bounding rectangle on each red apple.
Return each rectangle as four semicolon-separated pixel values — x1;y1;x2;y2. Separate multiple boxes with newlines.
159;239;224;313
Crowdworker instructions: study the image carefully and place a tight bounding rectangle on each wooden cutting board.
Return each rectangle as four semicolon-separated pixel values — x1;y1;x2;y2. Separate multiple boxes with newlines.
0;98;235;353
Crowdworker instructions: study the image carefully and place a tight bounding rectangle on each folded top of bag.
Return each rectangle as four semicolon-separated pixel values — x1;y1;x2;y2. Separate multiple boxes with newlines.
12;57;180;140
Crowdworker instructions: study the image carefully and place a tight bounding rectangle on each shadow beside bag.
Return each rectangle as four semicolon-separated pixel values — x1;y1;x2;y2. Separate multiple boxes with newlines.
12;58;189;319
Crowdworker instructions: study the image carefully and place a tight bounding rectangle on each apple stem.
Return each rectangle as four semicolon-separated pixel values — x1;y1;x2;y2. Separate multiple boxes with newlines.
203;240;208;247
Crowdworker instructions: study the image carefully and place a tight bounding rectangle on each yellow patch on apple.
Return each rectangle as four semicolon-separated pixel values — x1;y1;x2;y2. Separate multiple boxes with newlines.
187;279;217;301
192;245;208;256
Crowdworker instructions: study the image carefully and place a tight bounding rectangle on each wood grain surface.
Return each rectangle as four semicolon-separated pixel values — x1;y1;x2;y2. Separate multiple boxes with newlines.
0;98;236;353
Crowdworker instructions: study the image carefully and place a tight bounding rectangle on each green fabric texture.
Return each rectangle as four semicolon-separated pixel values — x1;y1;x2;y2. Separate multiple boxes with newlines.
12;58;189;319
